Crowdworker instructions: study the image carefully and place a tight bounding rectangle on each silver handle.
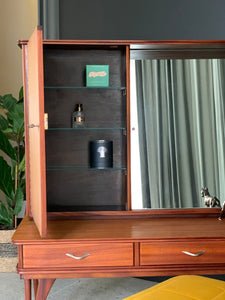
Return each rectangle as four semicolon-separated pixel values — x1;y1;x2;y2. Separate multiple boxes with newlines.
182;250;205;257
66;253;90;260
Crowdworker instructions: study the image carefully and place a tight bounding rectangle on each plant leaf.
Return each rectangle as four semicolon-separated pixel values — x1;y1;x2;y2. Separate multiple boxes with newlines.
0;115;8;130
12;116;24;133
0;157;14;200
3;127;13;133
14;102;24;115
0;131;17;161
19;153;25;172
19;178;26;195
0;202;13;226
19;87;23;102
14;186;24;215
5;195;12;207
6;102;24;134
3;131;17;142
2;94;17;112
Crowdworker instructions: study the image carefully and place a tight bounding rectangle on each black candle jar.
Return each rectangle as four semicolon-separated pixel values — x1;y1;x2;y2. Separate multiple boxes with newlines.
90;140;113;169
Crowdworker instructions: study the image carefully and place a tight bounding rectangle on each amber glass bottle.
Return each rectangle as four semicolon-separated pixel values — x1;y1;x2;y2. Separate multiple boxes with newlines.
72;104;85;128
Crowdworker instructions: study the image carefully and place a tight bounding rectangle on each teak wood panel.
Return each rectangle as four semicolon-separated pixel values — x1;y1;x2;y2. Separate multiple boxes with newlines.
22;45;31;216
26;27;47;237
23;243;134;268
12;216;225;242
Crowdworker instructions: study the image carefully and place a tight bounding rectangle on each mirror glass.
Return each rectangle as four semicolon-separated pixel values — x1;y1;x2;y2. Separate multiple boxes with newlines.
130;52;225;209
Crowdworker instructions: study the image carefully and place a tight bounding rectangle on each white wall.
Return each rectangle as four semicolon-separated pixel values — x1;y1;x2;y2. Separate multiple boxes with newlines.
0;0;38;98
0;1;37;201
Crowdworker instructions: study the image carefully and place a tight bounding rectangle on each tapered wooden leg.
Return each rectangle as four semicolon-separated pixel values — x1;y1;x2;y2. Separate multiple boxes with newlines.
33;279;39;297
24;279;31;300
35;279;56;300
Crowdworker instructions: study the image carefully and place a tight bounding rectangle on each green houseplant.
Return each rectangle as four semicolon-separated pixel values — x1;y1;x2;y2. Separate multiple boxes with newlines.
0;88;25;228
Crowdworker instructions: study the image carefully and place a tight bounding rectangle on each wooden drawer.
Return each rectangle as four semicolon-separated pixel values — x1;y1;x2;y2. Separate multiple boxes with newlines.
23;242;134;268
140;240;225;266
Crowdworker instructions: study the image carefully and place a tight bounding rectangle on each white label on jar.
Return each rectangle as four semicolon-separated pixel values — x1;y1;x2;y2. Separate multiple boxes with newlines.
97;146;108;158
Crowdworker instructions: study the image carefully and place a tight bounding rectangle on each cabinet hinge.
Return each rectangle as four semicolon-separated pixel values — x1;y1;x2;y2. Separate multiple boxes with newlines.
27;124;39;128
122;88;127;96
44;113;48;130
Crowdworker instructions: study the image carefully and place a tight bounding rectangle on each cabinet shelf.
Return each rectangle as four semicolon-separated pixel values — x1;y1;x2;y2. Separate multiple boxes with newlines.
47;127;126;131
45;86;126;90
46;166;127;171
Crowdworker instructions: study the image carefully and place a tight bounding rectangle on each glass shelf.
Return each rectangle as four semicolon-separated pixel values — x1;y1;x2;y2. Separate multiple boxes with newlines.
45;86;126;90
46;166;127;171
47;127;126;131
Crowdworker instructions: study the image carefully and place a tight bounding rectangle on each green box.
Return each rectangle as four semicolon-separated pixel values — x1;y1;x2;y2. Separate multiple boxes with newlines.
86;65;109;87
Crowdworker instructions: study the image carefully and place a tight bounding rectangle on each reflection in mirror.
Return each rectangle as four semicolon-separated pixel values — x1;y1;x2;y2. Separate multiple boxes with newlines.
131;57;225;209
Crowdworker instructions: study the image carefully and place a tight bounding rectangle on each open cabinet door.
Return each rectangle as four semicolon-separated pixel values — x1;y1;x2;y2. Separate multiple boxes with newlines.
24;27;47;237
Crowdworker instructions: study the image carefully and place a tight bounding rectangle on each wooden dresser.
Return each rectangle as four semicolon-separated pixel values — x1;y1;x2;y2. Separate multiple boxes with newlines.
13;216;225;299
12;27;225;299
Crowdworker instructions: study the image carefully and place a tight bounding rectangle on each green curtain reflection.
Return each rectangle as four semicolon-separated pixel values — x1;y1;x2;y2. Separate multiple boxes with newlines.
135;59;225;208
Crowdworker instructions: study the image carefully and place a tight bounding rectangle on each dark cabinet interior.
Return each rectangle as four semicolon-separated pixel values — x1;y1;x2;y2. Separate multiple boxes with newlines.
43;44;127;212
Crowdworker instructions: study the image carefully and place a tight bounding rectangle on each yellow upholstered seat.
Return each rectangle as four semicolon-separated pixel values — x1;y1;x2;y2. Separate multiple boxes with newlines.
123;275;225;300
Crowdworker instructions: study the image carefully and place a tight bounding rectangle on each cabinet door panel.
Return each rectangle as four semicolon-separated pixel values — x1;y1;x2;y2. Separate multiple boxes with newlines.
25;27;47;237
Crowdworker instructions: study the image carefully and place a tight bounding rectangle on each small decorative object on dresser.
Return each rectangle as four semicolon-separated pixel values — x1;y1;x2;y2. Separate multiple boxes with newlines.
201;187;221;208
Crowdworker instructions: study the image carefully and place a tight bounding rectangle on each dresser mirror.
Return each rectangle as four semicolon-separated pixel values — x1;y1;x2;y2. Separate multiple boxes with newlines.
130;44;225;210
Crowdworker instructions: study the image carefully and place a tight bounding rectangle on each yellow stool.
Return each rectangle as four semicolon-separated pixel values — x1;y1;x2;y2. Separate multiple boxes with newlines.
123;275;225;300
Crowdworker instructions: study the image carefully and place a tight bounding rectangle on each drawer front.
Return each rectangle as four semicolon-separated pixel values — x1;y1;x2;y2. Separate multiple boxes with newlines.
140;241;225;266
23;242;133;268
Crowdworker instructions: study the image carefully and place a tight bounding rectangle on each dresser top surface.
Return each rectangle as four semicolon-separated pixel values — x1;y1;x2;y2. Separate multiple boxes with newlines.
12;216;225;244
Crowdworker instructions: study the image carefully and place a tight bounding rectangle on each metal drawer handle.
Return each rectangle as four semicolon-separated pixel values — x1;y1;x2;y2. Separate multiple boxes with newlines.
182;250;205;257
66;253;90;260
